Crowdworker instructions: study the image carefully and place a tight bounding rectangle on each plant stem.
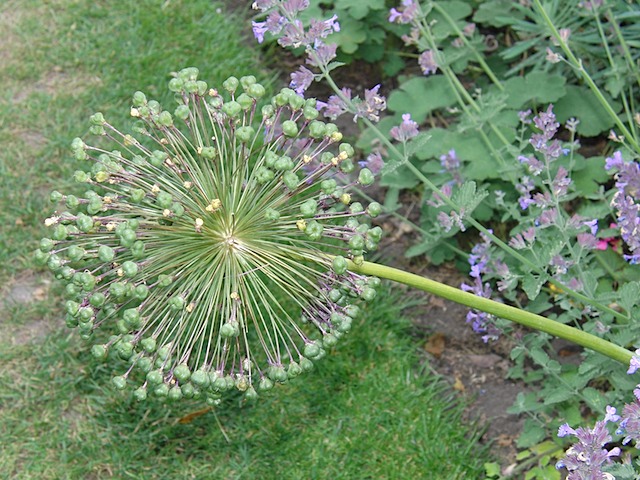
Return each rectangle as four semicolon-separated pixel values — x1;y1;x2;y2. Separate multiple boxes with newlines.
348;259;633;365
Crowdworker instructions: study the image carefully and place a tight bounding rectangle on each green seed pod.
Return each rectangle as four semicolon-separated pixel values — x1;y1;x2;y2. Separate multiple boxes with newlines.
136;356;153;373
146;370;164;385
123;308;141;329
150;150;168;167
133;386;148;401
288;93;304;110
200;146;216;159
321;179;337;194
340;159;355;174
39;238;54;252
76;214;94;233
173;364;191;383
175;104;190;120
97;245;115;262
140;337;156;353
303;106;319;120
119;229;136;247
323;333;338;347
283;171;299;190
328;289;342;303
332;256;348;275
236;126;255;143
66;245;86;262
157;344;172;360
350;202;364;214
222;101;241;118
300;198;317;218
220;321;239;338
344;305;360;318
91;344;108;360
132;91;147;107
50;191;63;203
244;386;258;401
358;168;375;186
168;386;183;401
236;93;253;111
309;121;326;139
287;361;302;378
190;369;210;388
121;260;138;278
349;235;365;251
181;382;195;398
156;191;173;209
87;197;103;214
130;188;145;203
305;221;323;241
299;357;314;372
366;203;382;218
90;112;105;125
261;104;275;119
168;77;184;93
131;240;145;259
336;317;352;333
240;75;256;89
134;284;149;301
158;274;172;287
282;120;298;137
33;250;51;266
304;342;321;359
52;224;68;241
360;287;377;302
248;83;265;99
268;366;288;383
258;377;274;391
47;254;63;272
116;341;134;360
325;123;338;137
169;296;185;311
273;156;294;171
112;375;127;390
109;282;127;299
89;292;106;308
74;170;90;183
256;166;275;184
264;208;280;222
65;300;80;317
223;76;239;93
154;383;169;398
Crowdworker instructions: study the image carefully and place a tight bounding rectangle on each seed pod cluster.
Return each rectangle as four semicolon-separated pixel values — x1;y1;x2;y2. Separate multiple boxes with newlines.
39;67;382;404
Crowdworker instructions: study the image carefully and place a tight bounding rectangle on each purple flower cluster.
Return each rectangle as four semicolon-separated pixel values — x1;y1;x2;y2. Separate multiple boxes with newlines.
320;85;387;123
618;385;640;447
460;232;503;342
390;114;419;142
418;50;439;76
440;149;462;185
388;0;420;24
605;151;640;264
556;408;621;480
252;1;388;123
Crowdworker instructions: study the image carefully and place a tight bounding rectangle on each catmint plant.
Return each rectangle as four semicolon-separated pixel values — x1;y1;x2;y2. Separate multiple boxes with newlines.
38;67;383;404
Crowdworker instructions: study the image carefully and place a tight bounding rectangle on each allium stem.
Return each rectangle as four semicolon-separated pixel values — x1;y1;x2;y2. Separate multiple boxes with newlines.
348;260;633;365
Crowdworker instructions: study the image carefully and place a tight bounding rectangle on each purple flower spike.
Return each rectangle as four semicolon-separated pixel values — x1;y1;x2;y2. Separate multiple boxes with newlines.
418;50;439;75
390;113;419;142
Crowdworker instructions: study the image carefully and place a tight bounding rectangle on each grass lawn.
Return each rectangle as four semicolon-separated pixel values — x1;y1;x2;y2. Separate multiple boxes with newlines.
0;1;489;478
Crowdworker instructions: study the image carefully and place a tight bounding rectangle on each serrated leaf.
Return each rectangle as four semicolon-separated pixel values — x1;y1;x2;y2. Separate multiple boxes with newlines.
554;85;621;137
330;17;367;54
451;181;489;215
380;164;420;189
387;76;457;122
503;71;566;109
529;346;549;366
522;274;548;301
571;155;609;197
517;419;546;448
429;1;473;40
581;387;607;412
618;281;640;313
405;238;434;258
542;387;573;405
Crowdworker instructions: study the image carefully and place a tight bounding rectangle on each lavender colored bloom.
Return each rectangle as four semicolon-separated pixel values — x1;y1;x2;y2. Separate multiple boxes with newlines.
252;21;269;43
518;155;544;176
290;66;315;94
359;151;384;175
306;15;340;45
281;0;310;16
552;166;571;197
390;113;419;142
437;211;465;232
307;43;337;67
518;109;532;125
516;176;535;210
577;232;598;249
321;88;351;119
278;19;306;48
537;207;558;228
530;105;563;160
628;349;640;374
606;152;640;264
358;84;386;122
461;277;501;342
618;387;640;446
252;0;278;12
418;50;439;75
389;0;419;24
556;413;621;479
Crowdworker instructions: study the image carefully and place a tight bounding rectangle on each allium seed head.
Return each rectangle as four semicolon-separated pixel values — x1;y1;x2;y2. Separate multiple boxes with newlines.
41;68;381;403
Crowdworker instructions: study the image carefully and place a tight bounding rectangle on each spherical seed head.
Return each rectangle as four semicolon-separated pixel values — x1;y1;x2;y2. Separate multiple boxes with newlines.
41;68;381;404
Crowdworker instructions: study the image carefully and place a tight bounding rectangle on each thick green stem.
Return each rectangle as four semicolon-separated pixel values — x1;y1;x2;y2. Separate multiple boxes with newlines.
348;260;633;365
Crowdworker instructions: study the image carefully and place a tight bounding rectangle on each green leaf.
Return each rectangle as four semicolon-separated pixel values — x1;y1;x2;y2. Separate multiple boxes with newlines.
387;77;457;122
521;274;548;301
542;387;573;405
337;0;385;19
473;0;522;27
330;17;367;54
502;71;566;109
516;419;546;448
581;387;608;412
571;155;609;197
451;181;489;215
619;281;640;313
554;85;621;137
429;1;473;40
